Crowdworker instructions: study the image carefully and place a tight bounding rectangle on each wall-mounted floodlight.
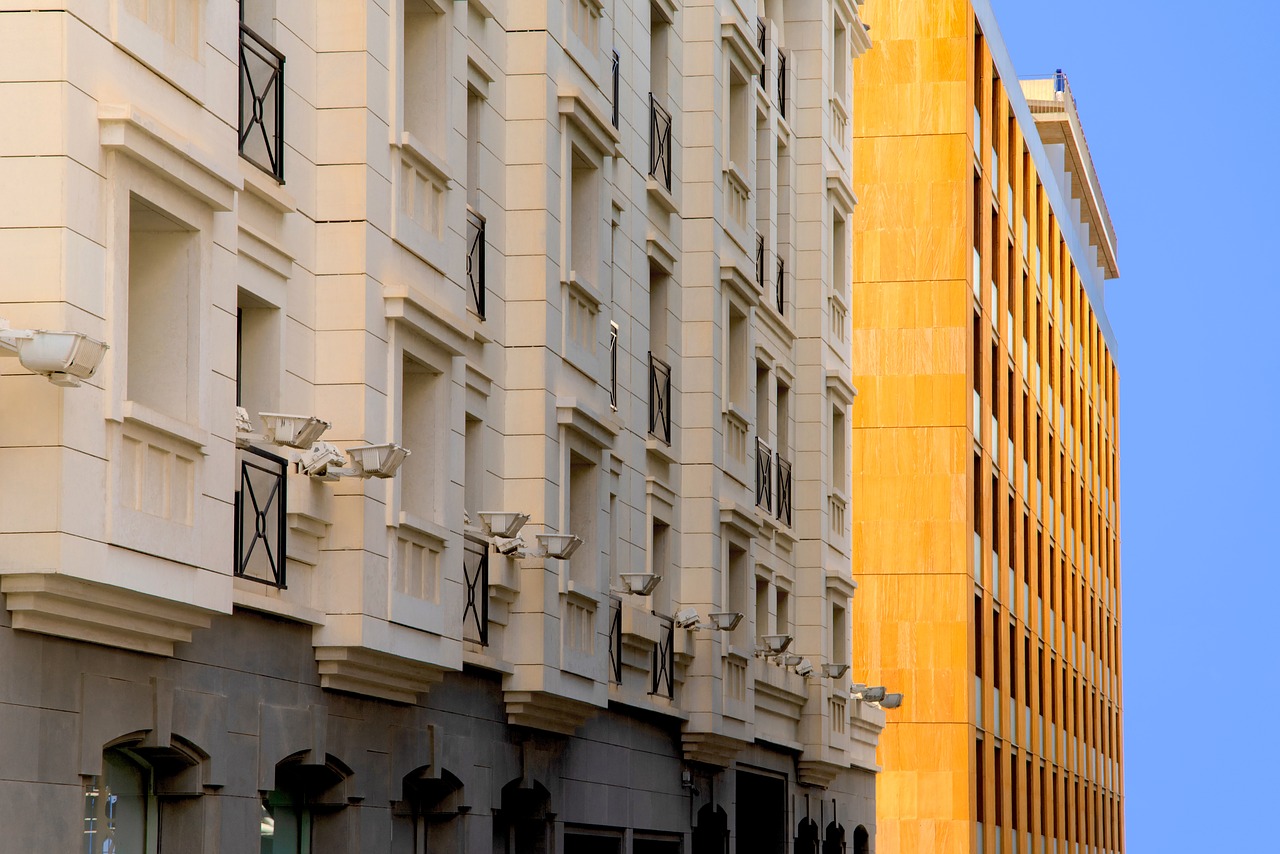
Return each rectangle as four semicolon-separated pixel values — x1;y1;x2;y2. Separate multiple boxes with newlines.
794;658;814;677
0;322;108;387
880;693;904;709
297;442;347;478
260;413;331;449
619;572;662;596
478;511;530;539
674;608;701;629
707;612;743;631
821;663;850;680
851;685;892;705
759;634;794;655
344;443;410;478
781;653;804;669
534;533;582;560
493;535;525;556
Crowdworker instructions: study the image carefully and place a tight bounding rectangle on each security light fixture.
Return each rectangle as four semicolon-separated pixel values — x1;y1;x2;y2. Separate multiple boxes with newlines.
297;441;347;478
880;693;904;709
674;608;701;629
536;533;583;560
344;443;410;478
478;511;530;539
759;634;794;655
781;653;804;669
493;535;525;556
259;413;331;449
851;685;889;704
708;612;743;632
821;663;850;680
619;572;662;596
793;658;814;677
0;321;108;387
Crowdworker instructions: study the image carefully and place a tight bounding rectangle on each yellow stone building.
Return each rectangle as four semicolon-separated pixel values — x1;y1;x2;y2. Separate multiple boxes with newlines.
851;1;1124;852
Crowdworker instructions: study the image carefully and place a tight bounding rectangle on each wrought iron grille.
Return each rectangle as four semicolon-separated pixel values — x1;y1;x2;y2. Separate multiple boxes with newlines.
609;597;623;683
463;536;490;646
755;438;773;513
648;351;672;445
757;18;767;84
776;256;786;315
649;93;673;191
466;209;487;320
609;321;619;411
777;49;787;119
238;23;286;183
776;452;793;527
755;233;766;291
651;613;675;698
234;446;288;587
611;50;621;129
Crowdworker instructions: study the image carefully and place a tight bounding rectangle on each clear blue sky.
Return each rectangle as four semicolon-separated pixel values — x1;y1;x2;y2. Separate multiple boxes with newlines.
988;1;1280;850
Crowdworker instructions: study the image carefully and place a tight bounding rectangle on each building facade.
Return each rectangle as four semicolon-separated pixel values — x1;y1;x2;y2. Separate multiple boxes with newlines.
850;1;1124;853
0;1;882;851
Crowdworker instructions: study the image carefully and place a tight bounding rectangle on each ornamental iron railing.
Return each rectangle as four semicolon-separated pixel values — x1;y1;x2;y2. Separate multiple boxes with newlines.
755;233;766;291
463;536;490;646
234;446;288;587
757;18;767;84
777;49;787;119
608;321;619;411
238;22;286;182
776;452;793;527
609;597;623;684
466;208;487;320
775;256;785;315
611;50;621;129
649;93;673;191
651;613;675;698
648;352;672;445
755;437;773;513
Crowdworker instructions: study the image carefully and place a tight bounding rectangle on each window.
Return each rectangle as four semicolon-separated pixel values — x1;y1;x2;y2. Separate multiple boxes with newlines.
569;451;598;589
570;147;601;286
831;601;848;665
755;575;770;639
830;404;846;491
127;195;196;420
728;65;750;167
833;12;849;103
831;210;848;298
649;264;669;358
650;516;671;614
775;380;791;457
400;354;446;524
235;290;281;424
403;0;447;154
84;749;157;854
727;302;748;409
649;2;670;103
755;361;770;441
464;415;484;521
775;586;790;637
467;88;483;208
726;542;749;646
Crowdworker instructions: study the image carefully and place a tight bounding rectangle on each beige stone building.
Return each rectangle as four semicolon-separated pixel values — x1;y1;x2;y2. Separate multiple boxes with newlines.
0;1;884;852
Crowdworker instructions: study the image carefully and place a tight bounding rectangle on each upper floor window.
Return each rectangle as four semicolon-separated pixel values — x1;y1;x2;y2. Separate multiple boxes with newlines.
403;0;448;155
127;196;197;421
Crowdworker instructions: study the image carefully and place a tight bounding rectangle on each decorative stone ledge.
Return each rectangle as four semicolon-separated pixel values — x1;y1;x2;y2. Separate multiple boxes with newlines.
797;758;845;789
681;731;748;769
314;646;448;705
503;690;597;736
1;572;215;657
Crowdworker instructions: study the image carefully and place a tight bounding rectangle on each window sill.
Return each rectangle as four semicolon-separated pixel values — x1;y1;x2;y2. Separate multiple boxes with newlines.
121;400;209;451
646;176;678;214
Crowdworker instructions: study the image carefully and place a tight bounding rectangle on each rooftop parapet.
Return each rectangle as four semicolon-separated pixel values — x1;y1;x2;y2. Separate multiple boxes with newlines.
1021;71;1120;279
